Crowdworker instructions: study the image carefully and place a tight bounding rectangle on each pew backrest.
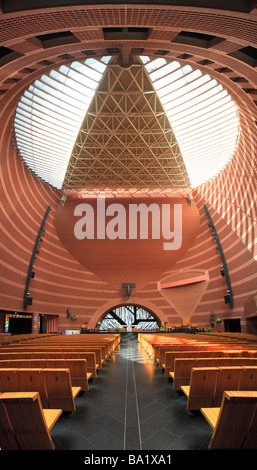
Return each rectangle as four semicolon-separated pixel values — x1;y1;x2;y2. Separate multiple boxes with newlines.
0;391;62;450
201;391;257;449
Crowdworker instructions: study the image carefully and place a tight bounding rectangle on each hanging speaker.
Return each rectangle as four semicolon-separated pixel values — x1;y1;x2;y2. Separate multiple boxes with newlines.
224;294;231;304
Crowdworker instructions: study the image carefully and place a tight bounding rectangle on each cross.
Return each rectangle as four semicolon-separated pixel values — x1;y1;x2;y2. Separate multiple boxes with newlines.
122;283;136;298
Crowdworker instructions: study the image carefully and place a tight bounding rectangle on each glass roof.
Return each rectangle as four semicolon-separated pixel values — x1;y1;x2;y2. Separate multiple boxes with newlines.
141;56;239;188
13;54;240;191
13;56;111;189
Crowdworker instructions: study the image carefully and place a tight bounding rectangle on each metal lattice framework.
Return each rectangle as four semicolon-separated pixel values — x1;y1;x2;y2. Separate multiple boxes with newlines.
62;56;191;194
13;54;239;194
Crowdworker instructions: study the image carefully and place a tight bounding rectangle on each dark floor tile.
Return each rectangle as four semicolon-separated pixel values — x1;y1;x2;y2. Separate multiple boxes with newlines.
50;334;213;451
92;414;125;440
142;428;178;450
87;429;124;450
168;424;212;450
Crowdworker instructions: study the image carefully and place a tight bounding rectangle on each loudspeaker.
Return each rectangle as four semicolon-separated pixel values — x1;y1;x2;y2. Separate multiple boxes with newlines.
187;193;193;206
61;194;67;207
224;294;231;304
26;296;33;305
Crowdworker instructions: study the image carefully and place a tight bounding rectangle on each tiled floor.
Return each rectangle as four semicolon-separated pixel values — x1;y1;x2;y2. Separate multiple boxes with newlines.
51;333;213;451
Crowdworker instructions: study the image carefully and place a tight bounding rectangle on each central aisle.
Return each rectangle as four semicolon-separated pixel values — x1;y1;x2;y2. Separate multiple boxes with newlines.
51;333;212;450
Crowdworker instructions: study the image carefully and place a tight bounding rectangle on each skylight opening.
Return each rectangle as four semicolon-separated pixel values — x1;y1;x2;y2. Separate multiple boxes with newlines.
173;100;236;131
13;54;239;192
149;61;182;81
141;55;239;188
13;56;109;189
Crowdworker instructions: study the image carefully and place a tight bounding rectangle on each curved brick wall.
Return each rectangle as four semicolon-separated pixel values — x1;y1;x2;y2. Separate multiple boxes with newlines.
0;3;257;333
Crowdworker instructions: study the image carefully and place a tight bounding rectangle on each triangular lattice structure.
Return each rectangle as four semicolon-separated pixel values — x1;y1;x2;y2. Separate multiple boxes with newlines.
62;56;191;194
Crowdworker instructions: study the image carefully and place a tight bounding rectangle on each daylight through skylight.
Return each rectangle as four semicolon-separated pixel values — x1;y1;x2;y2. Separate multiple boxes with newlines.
13;56;111;189
13;54;240;191
141;55;240;188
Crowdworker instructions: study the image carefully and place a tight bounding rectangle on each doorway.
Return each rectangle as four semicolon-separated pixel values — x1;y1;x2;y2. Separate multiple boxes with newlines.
5;313;32;335
224;318;241;333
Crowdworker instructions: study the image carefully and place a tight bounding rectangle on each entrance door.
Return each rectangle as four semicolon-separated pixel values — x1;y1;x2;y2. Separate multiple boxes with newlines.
224;318;241;333
9;316;32;335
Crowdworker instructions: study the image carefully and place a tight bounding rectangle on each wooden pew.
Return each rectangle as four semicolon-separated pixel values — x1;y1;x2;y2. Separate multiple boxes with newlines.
0;368;20;392
212;366;243;406
0;391;62;450
165;350;224;378
201;391;257;449
12;345;107;366
181;367;219;410
0;368;81;412
164;349;257;377
42;368;81;411
18;368;49;408
0;351;98;378
155;343;243;369
3;357;92;391
181;366;257;410
171;357;257;390
238;366;257;391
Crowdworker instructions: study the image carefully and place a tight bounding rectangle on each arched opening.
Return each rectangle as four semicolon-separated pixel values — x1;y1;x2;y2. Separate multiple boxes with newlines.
98;304;160;332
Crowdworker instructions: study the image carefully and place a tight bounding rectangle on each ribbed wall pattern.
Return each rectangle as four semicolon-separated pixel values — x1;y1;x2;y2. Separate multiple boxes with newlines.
0;3;257;333
198;112;257;260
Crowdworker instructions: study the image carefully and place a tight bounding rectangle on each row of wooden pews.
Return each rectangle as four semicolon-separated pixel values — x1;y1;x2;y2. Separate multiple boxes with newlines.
138;332;257;449
0;333;120;450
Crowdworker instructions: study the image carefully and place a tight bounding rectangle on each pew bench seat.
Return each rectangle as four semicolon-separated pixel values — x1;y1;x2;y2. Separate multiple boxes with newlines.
0;391;62;450
0;368;81;412
0;358;92;392
181;365;257;410
201;391;257;449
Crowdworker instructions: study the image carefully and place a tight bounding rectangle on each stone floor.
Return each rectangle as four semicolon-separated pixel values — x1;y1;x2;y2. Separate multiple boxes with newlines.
50;333;213;452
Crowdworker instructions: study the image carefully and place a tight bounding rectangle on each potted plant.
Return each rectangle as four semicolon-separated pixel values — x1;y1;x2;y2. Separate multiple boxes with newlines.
70;314;77;321
205;326;213;332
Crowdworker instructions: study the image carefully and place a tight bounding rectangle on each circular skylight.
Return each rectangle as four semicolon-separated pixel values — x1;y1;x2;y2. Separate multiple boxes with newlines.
141;56;239;188
13;55;240;192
